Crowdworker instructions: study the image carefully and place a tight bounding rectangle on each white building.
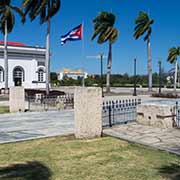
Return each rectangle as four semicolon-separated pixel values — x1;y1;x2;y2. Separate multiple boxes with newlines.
57;68;88;80
0;41;46;89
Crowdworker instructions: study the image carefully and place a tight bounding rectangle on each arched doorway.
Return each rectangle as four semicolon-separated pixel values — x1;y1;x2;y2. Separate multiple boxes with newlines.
13;66;25;86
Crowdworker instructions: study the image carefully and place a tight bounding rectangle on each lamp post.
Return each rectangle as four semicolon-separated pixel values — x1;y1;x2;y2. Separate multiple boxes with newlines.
82;74;85;87
133;58;137;96
86;53;105;97
100;53;104;97
158;60;162;94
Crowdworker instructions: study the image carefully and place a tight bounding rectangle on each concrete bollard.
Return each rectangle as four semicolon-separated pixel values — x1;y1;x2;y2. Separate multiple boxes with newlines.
10;87;25;113
74;87;102;139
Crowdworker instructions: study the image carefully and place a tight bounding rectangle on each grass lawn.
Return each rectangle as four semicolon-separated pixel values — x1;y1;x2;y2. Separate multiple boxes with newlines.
0;106;9;114
0;135;180;180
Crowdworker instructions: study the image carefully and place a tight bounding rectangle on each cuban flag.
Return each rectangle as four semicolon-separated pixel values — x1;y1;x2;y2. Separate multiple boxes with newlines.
61;24;83;45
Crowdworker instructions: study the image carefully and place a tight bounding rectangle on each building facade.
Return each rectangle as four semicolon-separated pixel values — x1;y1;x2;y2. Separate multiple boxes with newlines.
0;42;46;89
57;68;88;80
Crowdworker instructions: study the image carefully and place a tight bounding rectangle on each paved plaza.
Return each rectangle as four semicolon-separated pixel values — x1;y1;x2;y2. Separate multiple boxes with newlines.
0;106;180;156
104;122;180;155
0;110;74;144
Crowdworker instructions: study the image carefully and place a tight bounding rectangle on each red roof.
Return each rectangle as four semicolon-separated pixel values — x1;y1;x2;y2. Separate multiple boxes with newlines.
0;41;26;46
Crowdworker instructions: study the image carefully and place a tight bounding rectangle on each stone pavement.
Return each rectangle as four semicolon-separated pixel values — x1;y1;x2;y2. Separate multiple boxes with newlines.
0;110;74;144
103;123;180;155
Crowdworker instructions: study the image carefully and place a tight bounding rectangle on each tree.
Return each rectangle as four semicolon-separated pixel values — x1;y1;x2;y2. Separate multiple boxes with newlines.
167;47;180;92
50;72;57;82
23;0;61;95
91;12;118;93
0;1;25;92
134;11;154;92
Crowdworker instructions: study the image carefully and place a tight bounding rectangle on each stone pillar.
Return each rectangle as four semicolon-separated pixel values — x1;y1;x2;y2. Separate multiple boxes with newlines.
10;87;25;113
74;87;102;139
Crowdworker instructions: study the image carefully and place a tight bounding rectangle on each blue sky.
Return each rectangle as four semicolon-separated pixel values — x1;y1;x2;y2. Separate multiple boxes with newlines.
3;0;180;75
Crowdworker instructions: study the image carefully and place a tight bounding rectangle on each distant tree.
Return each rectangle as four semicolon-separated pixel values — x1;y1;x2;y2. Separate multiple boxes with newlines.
0;1;25;92
50;72;58;86
91;12;118;93
161;68;168;86
23;0;61;94
134;11;154;91
167;47;180;92
50;72;58;82
152;72;159;85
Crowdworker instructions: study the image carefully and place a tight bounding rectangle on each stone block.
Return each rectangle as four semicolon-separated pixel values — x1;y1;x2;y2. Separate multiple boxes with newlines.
10;87;25;113
137;104;174;129
74;87;102;139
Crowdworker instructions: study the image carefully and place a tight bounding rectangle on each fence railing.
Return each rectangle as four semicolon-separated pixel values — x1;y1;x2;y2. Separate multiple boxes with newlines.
102;98;141;127
26;94;74;111
175;102;180;128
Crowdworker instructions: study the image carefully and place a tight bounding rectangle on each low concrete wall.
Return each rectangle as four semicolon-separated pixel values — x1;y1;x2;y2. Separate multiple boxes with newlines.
74;87;102;139
137;104;174;129
10;87;25;113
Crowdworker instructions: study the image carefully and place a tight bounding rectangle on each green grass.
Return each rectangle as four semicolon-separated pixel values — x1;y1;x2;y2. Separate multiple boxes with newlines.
0;99;8;102
0;135;180;180
0;106;9;114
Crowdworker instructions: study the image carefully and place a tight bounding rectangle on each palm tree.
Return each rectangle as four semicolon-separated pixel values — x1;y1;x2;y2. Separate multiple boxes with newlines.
134;11;154;92
91;12;118;93
167;47;180;92
0;1;25;93
23;0;60;95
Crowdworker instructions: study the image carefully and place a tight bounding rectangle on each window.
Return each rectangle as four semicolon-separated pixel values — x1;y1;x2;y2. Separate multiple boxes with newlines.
13;67;24;81
0;67;4;82
38;69;44;82
13;66;25;86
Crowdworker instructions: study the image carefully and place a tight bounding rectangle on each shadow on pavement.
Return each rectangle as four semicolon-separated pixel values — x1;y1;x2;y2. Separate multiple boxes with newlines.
158;163;180;180
0;161;51;180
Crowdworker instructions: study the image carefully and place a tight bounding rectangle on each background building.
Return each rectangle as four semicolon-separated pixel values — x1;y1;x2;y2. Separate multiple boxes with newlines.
0;41;46;89
57;68;88;80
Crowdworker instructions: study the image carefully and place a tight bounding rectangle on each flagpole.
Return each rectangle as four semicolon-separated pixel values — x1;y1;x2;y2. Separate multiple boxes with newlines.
81;22;85;87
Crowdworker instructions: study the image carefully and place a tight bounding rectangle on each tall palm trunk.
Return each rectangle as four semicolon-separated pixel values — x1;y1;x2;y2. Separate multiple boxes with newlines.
147;38;152;92
45;18;50;95
106;41;112;93
174;60;178;93
4;20;8;93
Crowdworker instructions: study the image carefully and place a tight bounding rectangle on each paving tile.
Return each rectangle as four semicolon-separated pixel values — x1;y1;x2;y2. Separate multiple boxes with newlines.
103;123;180;155
0;110;74;144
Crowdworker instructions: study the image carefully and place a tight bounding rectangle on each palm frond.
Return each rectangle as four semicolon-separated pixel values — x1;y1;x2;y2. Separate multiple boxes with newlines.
23;0;37;16
110;28;118;44
23;0;60;23
0;10;15;34
91;11;118;45
23;0;31;6
47;0;61;20
0;1;25;34
40;6;46;24
10;6;25;23
93;11;115;27
134;11;154;41
29;0;46;22
91;22;109;40
97;27;113;44
167;47;179;64
144;27;152;41
135;11;149;24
